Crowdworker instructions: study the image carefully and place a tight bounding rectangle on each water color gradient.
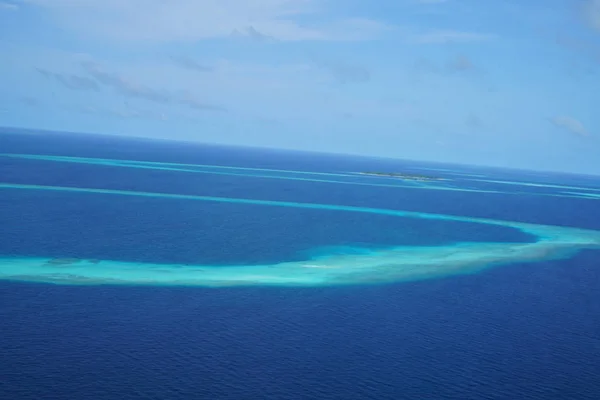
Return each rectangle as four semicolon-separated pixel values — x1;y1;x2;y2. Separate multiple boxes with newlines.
1;183;599;287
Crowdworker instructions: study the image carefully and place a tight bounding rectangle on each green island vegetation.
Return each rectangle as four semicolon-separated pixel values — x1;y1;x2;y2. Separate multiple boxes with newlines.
359;171;444;182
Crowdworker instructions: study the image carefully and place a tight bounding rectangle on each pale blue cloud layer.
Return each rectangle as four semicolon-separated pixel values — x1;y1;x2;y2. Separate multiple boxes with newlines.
1;0;599;174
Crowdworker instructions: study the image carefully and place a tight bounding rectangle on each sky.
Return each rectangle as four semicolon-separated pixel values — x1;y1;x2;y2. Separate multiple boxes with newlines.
1;0;600;174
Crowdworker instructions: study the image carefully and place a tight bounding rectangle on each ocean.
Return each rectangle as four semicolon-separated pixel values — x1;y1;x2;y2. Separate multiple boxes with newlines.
1;129;600;399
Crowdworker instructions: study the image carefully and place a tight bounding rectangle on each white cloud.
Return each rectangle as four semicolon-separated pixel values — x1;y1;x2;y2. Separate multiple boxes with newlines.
0;2;18;10
465;113;483;130
171;56;213;73
550;115;590;137
446;55;475;71
416;0;449;4
410;30;494;44
311;59;371;84
583;0;600;31
76;104;168;121
22;0;392;42
412;54;479;76
36;67;100;91
80;61;226;111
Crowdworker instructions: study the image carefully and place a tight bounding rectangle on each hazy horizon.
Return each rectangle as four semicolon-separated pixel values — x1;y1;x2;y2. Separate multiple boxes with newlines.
1;0;599;174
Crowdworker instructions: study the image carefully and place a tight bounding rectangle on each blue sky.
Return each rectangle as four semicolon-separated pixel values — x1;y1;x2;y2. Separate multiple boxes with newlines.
1;0;600;174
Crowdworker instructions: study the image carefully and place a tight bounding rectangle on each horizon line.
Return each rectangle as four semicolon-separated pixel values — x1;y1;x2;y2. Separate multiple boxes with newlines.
1;125;599;179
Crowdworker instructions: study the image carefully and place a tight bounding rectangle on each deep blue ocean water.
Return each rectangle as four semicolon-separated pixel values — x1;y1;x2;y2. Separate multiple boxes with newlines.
1;129;600;399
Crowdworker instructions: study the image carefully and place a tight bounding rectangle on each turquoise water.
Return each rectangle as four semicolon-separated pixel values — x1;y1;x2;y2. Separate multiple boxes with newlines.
3;131;600;400
1;182;599;287
2;134;600;287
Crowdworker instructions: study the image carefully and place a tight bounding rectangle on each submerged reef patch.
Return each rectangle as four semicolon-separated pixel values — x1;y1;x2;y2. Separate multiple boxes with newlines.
1;183;600;287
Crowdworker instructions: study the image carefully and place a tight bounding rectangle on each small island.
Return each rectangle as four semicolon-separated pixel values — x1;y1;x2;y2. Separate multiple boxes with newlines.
358;171;444;182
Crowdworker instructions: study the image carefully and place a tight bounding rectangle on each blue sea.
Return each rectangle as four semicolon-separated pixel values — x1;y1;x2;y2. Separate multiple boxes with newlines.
1;128;600;399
